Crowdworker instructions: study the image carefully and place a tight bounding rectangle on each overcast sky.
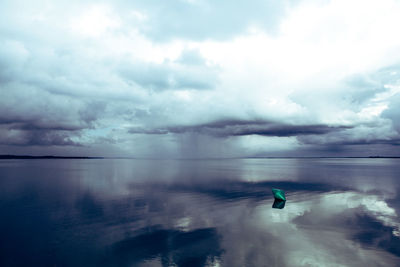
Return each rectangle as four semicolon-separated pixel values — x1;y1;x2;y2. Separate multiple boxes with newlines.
1;0;400;157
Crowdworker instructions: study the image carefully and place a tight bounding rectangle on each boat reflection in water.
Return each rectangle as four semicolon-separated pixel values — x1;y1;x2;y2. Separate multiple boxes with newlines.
0;158;400;266
272;199;286;209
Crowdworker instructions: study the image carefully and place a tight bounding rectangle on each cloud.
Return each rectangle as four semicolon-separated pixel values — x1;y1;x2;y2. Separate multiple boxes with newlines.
176;48;207;65
0;125;80;147
297;123;400;146
383;93;400;134
120;0;292;41
1;0;400;156
129;119;350;137
117;52;218;91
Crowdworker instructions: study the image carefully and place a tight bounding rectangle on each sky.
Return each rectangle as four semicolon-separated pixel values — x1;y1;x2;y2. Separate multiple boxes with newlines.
1;0;400;158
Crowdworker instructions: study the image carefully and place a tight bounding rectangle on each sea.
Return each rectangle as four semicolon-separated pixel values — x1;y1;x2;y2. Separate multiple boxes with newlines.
0;158;399;267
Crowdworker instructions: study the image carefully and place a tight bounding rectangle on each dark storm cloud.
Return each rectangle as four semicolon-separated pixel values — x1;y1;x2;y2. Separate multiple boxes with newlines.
0;96;105;131
300;137;400;147
78;101;107;125
0;118;82;132
0;88;107;147
129;119;350;137
0;128;81;148
0;127;80;147
297;124;400;147
21;131;80;147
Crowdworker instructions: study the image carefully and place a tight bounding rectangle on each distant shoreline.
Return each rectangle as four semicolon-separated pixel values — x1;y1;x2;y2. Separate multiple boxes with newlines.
1;155;399;160
242;156;400;159
0;155;104;159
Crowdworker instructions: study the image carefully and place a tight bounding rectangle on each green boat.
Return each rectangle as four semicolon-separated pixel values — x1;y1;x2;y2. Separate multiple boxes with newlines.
272;188;286;201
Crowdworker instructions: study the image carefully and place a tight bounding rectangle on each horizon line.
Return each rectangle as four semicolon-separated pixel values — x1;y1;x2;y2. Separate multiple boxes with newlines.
1;154;400;160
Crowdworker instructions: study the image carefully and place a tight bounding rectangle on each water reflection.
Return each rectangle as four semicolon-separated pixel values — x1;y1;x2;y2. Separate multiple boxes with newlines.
272;199;286;209
107;227;222;267
0;158;399;266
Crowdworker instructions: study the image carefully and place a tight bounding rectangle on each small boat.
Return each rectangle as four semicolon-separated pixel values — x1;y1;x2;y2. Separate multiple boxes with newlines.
272;188;286;201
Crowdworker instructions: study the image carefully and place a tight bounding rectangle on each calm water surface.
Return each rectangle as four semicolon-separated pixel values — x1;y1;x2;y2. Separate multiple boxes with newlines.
1;158;400;267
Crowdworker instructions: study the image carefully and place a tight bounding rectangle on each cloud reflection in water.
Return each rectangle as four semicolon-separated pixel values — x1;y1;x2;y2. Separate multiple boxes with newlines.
0;158;399;266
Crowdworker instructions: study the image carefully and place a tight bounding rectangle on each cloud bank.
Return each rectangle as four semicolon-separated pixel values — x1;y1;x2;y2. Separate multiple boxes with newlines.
1;0;400;157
